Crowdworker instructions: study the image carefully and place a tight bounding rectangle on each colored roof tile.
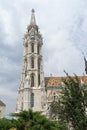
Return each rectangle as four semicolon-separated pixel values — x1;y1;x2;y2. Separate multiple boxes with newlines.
45;76;87;87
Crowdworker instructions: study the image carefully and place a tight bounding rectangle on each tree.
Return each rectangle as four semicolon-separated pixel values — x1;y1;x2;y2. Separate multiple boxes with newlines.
49;73;87;130
11;109;68;130
49;100;61;120
59;74;87;130
0;118;13;130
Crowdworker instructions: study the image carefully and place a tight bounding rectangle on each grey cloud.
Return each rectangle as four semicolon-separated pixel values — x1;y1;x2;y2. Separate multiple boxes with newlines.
0;0;87;116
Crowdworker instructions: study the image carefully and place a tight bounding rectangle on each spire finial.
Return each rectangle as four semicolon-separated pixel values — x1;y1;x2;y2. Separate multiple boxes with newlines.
32;9;35;13
30;9;36;25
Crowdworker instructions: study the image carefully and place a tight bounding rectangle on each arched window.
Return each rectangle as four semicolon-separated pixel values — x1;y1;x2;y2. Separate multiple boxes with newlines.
31;93;34;107
31;74;34;87
31;44;34;53
38;74;40;86
31;57;34;68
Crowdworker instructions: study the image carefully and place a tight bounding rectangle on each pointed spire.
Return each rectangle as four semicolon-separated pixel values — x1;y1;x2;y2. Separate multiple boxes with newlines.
30;9;36;25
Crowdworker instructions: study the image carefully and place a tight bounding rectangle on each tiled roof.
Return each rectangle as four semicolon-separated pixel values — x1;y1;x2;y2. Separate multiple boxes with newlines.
45;76;87;87
45;77;62;86
0;100;6;106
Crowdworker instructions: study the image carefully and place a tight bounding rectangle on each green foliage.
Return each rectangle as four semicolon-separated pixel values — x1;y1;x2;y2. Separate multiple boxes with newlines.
49;74;87;130
49;100;61;120
60;74;87;130
0;118;13;130
11;109;68;130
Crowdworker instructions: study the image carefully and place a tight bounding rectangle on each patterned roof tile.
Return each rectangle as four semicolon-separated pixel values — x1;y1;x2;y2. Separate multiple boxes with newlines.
45;76;87;87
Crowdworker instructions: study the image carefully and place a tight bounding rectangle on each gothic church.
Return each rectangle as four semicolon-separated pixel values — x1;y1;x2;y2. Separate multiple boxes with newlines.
16;9;87;113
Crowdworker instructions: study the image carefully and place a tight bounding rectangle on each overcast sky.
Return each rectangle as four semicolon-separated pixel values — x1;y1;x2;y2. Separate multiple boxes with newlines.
0;0;87;117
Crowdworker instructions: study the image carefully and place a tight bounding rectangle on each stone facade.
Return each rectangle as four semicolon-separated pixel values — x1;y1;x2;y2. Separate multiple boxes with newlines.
0;100;6;118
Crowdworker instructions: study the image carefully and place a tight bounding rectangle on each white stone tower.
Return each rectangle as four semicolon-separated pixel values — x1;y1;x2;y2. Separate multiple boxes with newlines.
16;9;46;113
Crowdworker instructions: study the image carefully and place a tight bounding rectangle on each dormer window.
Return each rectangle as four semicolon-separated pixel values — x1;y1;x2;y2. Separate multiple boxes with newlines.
53;92;56;100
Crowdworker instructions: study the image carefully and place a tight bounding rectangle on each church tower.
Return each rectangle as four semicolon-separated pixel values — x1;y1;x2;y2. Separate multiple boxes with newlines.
16;9;46;113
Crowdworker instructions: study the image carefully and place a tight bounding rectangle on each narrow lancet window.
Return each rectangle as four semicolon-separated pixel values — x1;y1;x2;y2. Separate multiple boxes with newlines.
31;93;34;107
37;45;40;54
31;57;34;68
38;59;40;69
31;44;34;53
31;74;34;87
38;74;40;86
